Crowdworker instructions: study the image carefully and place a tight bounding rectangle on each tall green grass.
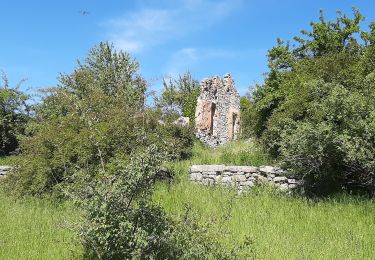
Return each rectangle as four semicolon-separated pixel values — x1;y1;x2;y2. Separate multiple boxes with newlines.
153;140;375;259
0;155;20;166
188;139;273;166
0;191;82;259
1;140;375;259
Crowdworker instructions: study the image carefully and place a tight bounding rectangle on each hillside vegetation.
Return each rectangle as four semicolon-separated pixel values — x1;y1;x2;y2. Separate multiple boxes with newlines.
0;8;374;259
1;141;375;259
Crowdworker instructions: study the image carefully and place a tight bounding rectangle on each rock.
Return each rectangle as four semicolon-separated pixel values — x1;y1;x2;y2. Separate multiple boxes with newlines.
221;176;232;183
274;176;287;183
190;172;203;181
233;174;246;182
259;166;276;174
189;164;301;193
225;166;258;173
190;165;225;173
174;116;190;127
0;166;13;171
279;183;289;191
267;173;276;178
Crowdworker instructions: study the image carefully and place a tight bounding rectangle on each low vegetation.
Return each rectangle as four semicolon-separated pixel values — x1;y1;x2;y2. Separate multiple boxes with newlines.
0;7;374;260
0;191;82;259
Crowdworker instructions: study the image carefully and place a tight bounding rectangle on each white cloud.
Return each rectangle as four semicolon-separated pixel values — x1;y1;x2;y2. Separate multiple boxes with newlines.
163;47;242;79
103;0;243;53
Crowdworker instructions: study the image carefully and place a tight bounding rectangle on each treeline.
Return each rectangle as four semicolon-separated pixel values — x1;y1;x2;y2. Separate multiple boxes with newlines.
241;8;375;195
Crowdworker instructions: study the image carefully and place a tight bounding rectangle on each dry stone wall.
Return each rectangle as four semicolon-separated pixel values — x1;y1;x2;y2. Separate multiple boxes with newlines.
190;165;301;193
195;74;240;147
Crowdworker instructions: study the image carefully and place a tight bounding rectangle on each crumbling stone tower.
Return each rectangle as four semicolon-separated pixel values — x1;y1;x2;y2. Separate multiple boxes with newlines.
195;74;240;147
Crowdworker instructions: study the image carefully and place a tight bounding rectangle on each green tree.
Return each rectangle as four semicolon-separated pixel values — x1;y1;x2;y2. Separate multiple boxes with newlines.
247;8;375;194
156;71;200;124
0;72;29;155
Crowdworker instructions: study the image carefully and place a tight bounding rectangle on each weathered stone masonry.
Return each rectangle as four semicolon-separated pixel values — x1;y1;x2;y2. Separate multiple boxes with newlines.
190;165;302;193
195;74;240;147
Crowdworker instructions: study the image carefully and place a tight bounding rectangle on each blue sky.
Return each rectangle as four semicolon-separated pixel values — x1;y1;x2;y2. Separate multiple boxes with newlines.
1;0;375;97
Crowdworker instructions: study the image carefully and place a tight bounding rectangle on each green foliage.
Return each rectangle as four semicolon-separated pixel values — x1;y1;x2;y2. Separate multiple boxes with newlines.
156;71;200;123
69;145;247;259
247;8;375;194
239;96;256;138
0;73;29;155
5;43;195;196
182;87;200;122
69;145;172;259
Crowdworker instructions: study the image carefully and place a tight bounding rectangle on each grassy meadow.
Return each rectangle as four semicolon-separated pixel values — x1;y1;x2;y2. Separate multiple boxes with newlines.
153;141;375;259
1;141;375;259
0;191;82;259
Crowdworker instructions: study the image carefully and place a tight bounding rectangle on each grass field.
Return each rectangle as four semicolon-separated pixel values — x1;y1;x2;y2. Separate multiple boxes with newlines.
1;141;375;259
153;141;375;259
0;155;20;166
0;191;82;260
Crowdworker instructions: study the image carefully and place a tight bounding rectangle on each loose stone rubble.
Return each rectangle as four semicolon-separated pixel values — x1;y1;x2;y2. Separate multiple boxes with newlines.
195;74;240;147
0;166;13;178
190;165;302;193
174;116;190;127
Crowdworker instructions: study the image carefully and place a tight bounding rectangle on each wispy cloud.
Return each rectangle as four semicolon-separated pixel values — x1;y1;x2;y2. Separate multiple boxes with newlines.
104;0;243;53
164;47;247;76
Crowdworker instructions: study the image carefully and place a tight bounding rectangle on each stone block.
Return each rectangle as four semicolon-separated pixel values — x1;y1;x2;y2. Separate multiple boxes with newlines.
233;174;246;182
259;165;276;174
190;172;203;181
224;166;258;173
0;166;13;171
190;165;225;173
274;176;287;183
279;183;289;191
221;176;232;183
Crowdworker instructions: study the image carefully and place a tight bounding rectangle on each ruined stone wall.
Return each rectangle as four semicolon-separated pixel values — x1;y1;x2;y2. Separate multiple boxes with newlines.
190;165;302;193
195;74;240;147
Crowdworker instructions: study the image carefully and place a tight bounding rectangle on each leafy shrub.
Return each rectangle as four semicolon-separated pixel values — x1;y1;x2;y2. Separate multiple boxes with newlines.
247;9;375;194
0;73;30;155
4;43;196;196
156;71;200;124
69;145;252;259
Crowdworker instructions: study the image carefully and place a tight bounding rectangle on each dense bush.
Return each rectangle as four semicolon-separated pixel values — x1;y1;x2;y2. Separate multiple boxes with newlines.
0;73;29;155
70;145;251;259
4;43;195;196
246;8;375;194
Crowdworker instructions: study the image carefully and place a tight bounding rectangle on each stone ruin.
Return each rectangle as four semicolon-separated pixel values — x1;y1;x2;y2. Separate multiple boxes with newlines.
190;165;302;194
195;74;240;147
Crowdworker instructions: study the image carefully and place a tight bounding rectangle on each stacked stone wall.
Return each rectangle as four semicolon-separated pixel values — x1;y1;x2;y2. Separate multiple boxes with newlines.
190;165;301;193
